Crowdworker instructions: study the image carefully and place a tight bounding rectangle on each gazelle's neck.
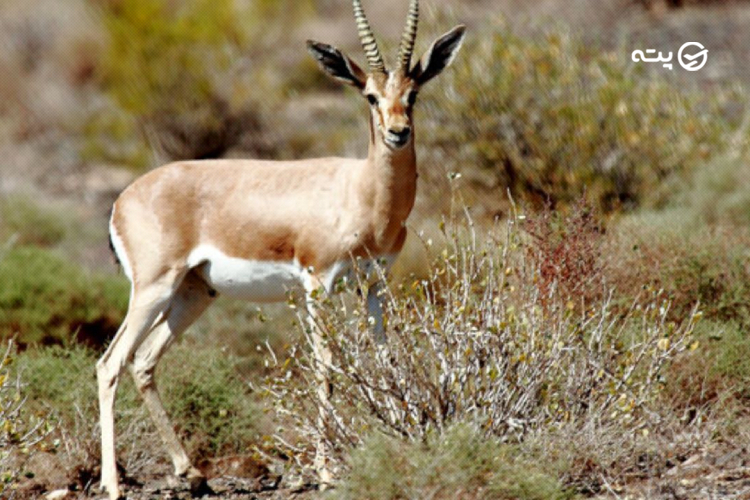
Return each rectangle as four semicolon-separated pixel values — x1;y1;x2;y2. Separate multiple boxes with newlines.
359;115;418;245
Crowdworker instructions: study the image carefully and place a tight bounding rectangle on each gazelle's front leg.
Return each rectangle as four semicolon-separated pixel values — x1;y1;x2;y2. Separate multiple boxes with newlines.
304;278;333;488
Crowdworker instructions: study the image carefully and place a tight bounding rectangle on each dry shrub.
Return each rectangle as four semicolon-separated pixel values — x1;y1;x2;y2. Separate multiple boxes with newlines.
522;197;605;309
0;341;53;497
264;214;699;489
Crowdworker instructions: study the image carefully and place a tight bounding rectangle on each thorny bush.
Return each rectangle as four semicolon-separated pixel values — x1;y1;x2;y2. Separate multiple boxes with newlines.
263;214;699;481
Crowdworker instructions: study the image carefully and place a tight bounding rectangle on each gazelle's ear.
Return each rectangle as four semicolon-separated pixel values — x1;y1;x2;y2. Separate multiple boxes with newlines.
307;41;367;90
410;25;466;86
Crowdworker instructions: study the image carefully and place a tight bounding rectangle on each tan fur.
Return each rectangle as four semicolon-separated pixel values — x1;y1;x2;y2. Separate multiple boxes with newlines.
113;123;416;288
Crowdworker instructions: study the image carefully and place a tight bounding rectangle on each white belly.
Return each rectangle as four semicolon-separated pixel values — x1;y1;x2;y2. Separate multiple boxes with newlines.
188;246;304;302
187;245;398;302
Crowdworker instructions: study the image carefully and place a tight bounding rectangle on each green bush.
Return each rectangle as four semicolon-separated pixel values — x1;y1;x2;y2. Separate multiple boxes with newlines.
672;154;750;228
607;214;750;326
93;0;314;164
335;425;570;500
161;343;262;455
664;319;750;412
0;246;129;347
0;195;68;247
422;25;739;213
98;0;248;114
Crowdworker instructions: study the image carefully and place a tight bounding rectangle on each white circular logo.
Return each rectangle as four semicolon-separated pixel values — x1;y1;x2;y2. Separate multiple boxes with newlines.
678;42;708;72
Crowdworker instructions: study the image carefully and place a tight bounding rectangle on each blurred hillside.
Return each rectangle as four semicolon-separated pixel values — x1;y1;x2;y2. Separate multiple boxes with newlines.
1;0;749;266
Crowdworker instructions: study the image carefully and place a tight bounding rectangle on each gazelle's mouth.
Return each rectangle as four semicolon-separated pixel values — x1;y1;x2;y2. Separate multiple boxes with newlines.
385;130;411;149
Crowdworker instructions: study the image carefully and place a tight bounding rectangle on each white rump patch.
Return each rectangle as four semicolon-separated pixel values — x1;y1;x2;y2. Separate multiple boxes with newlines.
109;208;133;282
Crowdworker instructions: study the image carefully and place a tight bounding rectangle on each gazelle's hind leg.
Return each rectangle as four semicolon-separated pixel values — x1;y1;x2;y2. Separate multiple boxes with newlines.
97;269;185;500
128;270;215;490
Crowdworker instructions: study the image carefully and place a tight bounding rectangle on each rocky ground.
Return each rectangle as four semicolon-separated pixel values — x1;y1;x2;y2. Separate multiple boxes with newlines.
8;442;750;499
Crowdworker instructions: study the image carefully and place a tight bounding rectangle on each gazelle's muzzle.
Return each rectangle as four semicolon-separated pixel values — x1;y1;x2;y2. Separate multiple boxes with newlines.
385;127;412;148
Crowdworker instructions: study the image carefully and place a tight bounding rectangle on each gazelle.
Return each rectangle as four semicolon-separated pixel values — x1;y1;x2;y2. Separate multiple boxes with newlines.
98;0;465;497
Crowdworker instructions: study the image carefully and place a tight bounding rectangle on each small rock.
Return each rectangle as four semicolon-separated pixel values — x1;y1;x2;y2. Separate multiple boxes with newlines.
45;490;70;500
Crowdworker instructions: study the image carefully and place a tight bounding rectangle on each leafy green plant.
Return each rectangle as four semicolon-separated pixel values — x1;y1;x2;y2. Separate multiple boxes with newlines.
161;342;262;456
16;341;263;482
92;0;315;165
0;246;129;347
606;215;750;325
663;319;750;412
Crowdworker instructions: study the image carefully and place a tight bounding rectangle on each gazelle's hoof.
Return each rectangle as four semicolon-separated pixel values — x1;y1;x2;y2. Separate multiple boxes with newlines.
99;484;123;500
184;467;213;496
317;468;333;491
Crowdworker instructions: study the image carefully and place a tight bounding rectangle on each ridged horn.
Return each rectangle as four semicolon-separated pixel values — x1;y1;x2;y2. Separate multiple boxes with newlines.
352;0;386;74
397;0;419;74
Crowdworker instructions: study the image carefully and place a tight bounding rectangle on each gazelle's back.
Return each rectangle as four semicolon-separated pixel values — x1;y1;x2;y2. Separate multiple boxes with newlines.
109;157;369;288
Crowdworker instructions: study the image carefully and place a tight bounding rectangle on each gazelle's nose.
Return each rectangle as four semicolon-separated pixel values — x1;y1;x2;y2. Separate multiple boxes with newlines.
386;126;411;147
388;126;411;137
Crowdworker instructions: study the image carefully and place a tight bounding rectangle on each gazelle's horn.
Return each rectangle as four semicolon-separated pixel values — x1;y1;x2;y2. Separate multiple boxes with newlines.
353;0;386;74
397;0;419;74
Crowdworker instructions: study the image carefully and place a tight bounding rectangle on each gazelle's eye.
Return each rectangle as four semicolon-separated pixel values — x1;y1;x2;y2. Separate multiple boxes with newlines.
366;94;379;106
406;91;418;106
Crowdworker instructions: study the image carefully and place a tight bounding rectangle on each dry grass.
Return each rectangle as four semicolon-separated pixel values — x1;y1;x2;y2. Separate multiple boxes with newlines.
0;341;53;497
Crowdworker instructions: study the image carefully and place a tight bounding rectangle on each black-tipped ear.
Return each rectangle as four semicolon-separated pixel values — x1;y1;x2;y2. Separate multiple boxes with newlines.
410;25;466;86
307;41;367;89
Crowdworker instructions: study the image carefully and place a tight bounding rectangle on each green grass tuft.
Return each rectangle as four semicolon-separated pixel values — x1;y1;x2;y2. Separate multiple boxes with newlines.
335;424;571;500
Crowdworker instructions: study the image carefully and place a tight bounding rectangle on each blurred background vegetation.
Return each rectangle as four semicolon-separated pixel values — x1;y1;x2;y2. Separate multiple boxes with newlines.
3;0;750;498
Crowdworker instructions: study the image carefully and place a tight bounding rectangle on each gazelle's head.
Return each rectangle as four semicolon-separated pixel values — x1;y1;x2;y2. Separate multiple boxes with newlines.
307;0;466;151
